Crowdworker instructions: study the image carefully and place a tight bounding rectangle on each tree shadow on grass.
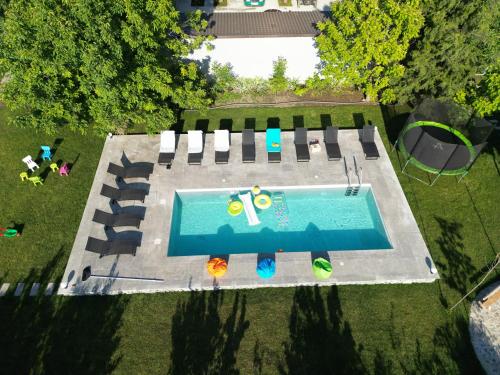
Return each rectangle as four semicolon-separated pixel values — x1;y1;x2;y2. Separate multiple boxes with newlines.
0;249;128;374
278;286;366;375
379;104;411;145
169;290;249;375
434;216;475;296
399;315;482;374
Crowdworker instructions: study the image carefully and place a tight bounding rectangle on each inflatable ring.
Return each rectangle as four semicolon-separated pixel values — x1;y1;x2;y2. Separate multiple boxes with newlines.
254;194;272;210
228;200;243;216
251;185;261;195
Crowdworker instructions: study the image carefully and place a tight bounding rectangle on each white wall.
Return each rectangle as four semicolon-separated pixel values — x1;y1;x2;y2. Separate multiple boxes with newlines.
189;37;320;82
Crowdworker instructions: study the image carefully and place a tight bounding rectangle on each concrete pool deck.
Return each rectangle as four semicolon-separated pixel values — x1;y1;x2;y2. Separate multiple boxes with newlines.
59;129;438;295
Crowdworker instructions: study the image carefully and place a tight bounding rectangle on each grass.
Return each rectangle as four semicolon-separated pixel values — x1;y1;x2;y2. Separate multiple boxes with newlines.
0;104;498;374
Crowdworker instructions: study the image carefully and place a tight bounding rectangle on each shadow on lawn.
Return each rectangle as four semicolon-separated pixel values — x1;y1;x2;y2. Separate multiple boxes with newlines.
0;249;128;374
399;314;482;375
277;286;366;375
434;216;475;297
169;290;249;375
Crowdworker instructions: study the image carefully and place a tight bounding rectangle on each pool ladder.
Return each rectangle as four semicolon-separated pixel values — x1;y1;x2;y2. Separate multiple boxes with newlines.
344;155;362;197
272;192;289;228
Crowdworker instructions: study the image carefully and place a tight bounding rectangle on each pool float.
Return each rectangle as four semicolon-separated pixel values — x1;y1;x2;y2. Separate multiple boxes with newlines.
227;200;243;216
312;257;333;280
256;257;276;279
251;185;261;195
207;257;228;277
254;194;272;210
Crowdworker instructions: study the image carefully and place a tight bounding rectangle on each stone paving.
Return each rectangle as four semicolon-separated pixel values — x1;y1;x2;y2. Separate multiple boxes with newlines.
59;128;438;295
469;281;500;375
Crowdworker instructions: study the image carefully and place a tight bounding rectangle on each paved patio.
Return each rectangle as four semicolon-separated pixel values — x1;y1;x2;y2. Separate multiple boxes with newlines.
59;128;438;295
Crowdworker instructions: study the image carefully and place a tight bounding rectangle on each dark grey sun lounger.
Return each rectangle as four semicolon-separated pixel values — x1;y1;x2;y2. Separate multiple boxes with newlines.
242;129;256;163
294;128;310;162
107;162;154;180
92;209;142;228
361;125;380;160
325;126;342;161
100;184;148;203
85;236;140;258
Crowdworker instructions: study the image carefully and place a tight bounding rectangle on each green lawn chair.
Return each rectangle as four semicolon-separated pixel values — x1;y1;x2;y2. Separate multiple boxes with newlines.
28;176;43;186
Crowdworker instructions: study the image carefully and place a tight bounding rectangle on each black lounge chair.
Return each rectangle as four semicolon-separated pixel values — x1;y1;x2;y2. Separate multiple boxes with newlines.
92;209;142;229
294;128;310;162
107;162;154;180
85;236;140;258
100;184;148;203
324;126;341;161
242;129;256;163
361;125;380;160
215;151;229;164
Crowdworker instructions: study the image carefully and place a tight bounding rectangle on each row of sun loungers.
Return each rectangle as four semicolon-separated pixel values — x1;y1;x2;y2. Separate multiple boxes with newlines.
85;160;151;257
157;125;379;166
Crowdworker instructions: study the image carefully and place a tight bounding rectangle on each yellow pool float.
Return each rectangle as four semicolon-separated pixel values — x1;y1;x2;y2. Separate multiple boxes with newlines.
227;200;243;216
251;185;261;195
254;194;272;209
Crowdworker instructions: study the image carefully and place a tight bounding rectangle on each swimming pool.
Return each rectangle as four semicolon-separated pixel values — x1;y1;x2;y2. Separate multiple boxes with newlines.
167;185;392;256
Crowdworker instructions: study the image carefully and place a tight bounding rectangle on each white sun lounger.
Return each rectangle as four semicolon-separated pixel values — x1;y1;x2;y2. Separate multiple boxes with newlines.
188;130;203;165
158;130;176;166
214;130;230;164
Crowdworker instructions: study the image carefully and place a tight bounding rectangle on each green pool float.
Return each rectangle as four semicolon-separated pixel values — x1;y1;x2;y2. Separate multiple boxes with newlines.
227;200;243;216
312;257;333;280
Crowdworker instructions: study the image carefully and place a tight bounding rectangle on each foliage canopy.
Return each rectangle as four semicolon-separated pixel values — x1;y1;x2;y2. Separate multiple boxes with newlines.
395;0;499;109
316;0;423;103
0;0;210;135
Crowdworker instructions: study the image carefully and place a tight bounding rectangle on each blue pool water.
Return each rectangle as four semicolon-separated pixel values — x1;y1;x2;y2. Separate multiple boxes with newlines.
167;186;392;256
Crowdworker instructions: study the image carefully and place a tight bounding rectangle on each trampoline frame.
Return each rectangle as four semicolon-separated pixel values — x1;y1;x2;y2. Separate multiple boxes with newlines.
395;121;478;186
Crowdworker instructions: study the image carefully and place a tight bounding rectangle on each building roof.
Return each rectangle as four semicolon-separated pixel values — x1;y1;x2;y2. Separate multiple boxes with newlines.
191;11;328;38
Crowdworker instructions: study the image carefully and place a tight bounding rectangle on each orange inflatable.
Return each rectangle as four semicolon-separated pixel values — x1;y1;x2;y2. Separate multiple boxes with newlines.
207;257;228;277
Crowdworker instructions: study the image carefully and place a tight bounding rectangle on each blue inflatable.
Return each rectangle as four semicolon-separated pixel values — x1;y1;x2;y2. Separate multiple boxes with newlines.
257;257;276;279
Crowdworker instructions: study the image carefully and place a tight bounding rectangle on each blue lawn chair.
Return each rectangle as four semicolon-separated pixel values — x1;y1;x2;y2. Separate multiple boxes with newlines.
41;146;52;161
266;128;281;163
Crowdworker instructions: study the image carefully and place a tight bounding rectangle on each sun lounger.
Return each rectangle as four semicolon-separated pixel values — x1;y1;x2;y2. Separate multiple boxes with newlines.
100;184;148;203
242;129;256;163
158;130;176;166
294;128;310;162
361;125;380;160
85;236;140;258
92;209;142;228
107;162;154;180
324;126;341;160
188;130;203;165
214;129;230;164
266;128;281;163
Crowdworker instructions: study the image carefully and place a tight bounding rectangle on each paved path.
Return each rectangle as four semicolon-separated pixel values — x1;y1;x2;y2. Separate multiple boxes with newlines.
469;281;500;375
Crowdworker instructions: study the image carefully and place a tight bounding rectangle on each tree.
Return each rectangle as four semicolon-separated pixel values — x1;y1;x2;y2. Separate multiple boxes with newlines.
396;0;499;104
315;0;423;103
455;67;500;117
269;57;289;94
0;0;210;135
210;62;238;101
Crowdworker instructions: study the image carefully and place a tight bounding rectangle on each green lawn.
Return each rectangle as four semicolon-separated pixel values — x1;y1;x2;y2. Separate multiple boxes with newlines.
0;105;498;374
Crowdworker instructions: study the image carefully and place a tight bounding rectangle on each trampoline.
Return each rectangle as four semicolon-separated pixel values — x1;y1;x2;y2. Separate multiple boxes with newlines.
396;99;493;185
